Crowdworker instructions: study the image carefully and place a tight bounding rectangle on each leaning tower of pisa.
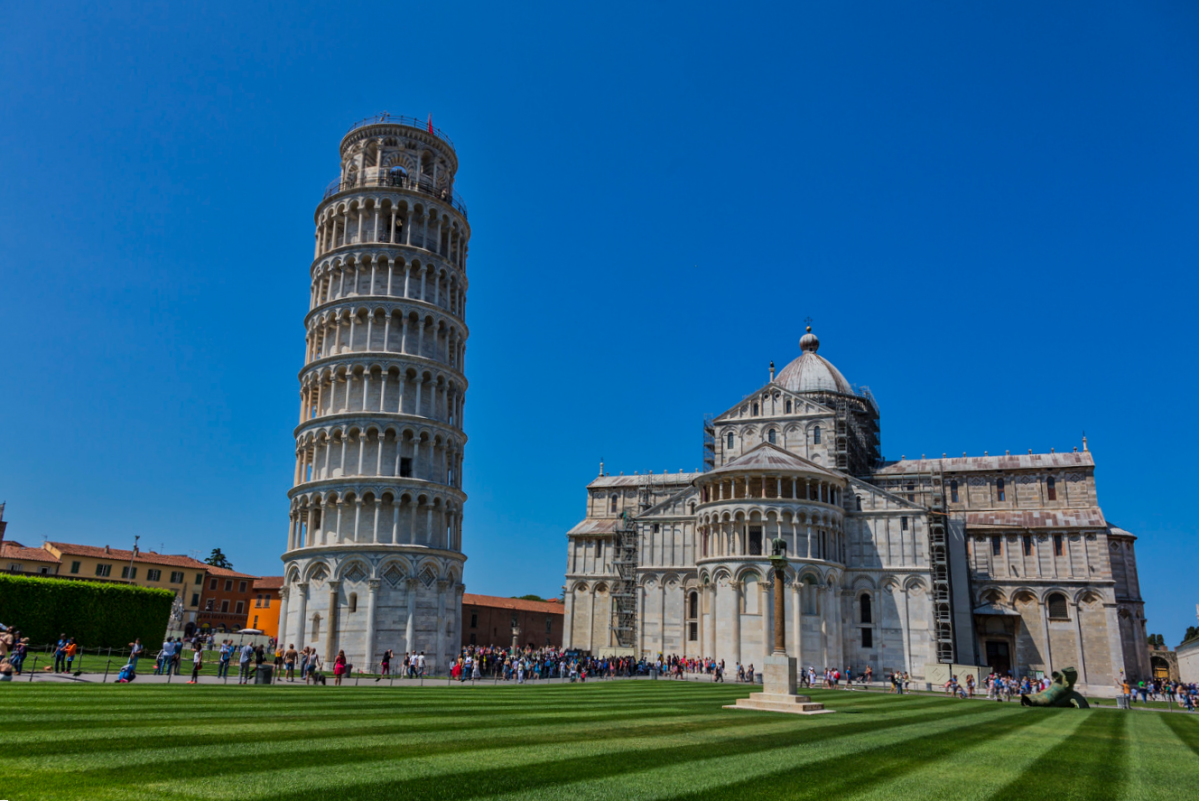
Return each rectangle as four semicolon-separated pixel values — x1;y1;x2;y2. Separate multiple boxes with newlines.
279;114;470;673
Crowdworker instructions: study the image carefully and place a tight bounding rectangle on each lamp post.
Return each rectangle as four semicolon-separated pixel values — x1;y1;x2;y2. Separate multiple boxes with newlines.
127;535;140;584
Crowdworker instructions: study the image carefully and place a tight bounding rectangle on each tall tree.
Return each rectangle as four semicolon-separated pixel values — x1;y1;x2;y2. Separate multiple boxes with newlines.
204;548;232;569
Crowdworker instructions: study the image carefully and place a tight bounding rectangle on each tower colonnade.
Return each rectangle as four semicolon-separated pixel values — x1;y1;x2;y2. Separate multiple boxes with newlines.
281;115;470;674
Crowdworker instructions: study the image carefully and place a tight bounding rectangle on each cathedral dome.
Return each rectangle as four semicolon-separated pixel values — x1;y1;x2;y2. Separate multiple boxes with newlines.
775;326;852;394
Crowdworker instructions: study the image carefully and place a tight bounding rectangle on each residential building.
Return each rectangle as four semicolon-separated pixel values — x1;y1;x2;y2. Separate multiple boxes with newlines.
251;576;284;639
1;541;61;576
461;594;564;649
196;567;259;634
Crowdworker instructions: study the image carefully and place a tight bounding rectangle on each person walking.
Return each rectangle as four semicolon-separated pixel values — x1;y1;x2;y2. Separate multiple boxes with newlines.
306;650;321;684
377;649;392;682
333;650;347;686
64;638;78;673
218;640;232;679
128;639;143;672
187;644;203;684
238;642;254;684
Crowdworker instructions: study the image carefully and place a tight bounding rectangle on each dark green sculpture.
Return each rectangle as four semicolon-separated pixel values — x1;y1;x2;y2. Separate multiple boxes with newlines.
1020;667;1090;708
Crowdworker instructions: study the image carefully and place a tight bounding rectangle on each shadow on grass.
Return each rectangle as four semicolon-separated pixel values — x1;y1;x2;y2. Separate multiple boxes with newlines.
985;710;1127;801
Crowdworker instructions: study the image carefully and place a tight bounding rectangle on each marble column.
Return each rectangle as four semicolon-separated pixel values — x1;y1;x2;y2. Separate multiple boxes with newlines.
294;583;308;650
277;586;291;649
364;579;380;671
325;581;340;662
730;581;742;666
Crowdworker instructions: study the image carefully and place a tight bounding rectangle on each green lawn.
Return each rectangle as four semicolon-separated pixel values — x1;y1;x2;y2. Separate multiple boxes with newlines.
2;682;1196;801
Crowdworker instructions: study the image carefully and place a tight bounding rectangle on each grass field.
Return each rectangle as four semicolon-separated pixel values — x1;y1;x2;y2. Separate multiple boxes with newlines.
3;682;1197;801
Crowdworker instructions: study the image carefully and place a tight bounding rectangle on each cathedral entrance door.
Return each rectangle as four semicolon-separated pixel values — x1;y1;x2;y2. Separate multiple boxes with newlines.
985;640;1011;675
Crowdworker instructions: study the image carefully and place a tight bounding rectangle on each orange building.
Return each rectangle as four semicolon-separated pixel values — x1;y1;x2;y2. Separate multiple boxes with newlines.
196;566;258;634
250;576;284;639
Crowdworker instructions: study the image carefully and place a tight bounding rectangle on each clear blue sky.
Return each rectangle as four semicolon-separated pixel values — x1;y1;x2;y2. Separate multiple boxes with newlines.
2;2;1196;643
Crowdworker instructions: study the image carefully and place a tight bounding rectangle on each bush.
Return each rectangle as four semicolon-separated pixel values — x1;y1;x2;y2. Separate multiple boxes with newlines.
0;573;174;648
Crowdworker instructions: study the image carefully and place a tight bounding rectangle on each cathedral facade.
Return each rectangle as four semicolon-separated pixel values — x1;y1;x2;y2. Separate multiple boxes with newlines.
563;328;1150;690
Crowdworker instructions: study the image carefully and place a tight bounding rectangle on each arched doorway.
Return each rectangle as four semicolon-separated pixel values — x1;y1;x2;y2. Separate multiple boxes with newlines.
1151;656;1171;680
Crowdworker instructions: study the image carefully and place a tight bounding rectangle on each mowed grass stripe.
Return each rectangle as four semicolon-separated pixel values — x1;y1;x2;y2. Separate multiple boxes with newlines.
830;708;1088;801
4;683;1191;801
6;694;984;798
191;700;1007;801
986;711;1127;801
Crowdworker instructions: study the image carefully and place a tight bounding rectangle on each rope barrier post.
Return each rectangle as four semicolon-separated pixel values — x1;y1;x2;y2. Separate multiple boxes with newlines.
103;659;111;683
29;656;38;681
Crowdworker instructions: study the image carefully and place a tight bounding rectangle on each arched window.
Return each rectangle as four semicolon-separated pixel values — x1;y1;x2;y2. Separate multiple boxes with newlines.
687;591;699;642
1047;593;1069;620
856;495;862;511
813;425;821;444
689;502;696;514
311;614;321;640
727;432;735;449
859;593;872;624
906;484;915;502
348;593;358;613
785;399;792;413
752;402;759;416
1046;476;1057;501
609;494;618;513
768;429;776;444
996;478;1006;502
950;480;959;503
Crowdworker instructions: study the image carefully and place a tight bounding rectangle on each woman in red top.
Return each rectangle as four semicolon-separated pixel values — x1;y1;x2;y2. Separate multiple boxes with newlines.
333;650;347;686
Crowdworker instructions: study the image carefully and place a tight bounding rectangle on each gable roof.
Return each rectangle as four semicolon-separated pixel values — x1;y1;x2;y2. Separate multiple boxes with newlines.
0;542;61;564
708;442;841;479
588;472;702;489
254;576;285;590
462;593;565;615
46;542;211;569
205;566;259;579
713;381;833;422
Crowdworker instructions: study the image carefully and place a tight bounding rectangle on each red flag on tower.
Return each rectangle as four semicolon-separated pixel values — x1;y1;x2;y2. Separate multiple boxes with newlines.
427;114;434;134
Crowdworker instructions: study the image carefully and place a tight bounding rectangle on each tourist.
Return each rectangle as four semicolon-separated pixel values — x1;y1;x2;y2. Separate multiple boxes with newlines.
53;634;68;673
187;644;203;684
380;648;393;678
127;638;143;672
11;637;28;675
285;644;298;681
306;650;322;684
238;641;254;684
218;640;232;679
333;650;347;685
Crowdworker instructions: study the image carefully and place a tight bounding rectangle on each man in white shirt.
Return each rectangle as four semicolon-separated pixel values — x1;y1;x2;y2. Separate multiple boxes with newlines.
417;652;426;676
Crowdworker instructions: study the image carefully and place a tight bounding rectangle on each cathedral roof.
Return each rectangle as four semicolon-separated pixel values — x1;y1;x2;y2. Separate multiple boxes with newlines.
587;472;702;489
956;509;1107;529
706;442;841;479
774;326;853;394
876;451;1094;475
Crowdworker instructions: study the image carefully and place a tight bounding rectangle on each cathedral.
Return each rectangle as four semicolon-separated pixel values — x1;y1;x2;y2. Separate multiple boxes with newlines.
563;327;1150;690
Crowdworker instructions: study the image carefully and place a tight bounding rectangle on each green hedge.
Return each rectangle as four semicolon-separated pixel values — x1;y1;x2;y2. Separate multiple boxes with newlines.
0;574;174;648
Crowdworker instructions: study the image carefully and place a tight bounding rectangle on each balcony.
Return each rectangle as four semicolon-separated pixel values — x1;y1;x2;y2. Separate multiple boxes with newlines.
346;113;456;151
323;171;468;219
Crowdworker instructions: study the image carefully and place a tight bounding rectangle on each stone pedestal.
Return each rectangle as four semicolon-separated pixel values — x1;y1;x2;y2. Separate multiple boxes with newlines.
725;655;832;715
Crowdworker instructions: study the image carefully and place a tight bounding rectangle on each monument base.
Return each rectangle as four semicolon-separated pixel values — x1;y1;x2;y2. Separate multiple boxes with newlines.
724;655;833;715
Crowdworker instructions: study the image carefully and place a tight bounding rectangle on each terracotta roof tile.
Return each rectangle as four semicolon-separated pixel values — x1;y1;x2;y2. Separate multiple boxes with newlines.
205;566;258;579
0;542;61;564
876;452;1094;475
462;593;565;614
253;576;285;590
46;542;211;569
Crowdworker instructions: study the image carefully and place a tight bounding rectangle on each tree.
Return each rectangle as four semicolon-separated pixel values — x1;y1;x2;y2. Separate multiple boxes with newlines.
512;594;544;602
1147;633;1165;648
1185;626;1199;643
204;548;232;569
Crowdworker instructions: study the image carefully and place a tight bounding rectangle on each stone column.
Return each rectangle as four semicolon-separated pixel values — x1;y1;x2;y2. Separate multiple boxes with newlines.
659;580;667;656
792;579;803;665
772;563;786;655
325;580;340;662
405;579;418;654
587;587;596;652
1039;600;1054;674
277;586;291;648
900;587;912;674
705;584;717;660
294;583;308;650
562;586;574;650
761;579;771;668
364;579;380;672
1073;599;1088;686
436;580;448;672
730;581;742;666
